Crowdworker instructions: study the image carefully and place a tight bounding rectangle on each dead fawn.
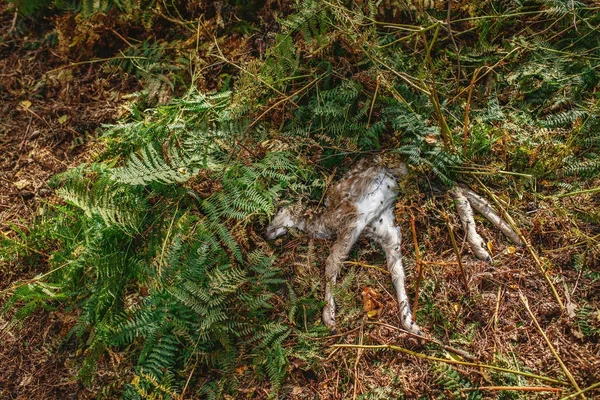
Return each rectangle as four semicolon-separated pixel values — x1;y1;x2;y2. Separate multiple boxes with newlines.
266;159;522;335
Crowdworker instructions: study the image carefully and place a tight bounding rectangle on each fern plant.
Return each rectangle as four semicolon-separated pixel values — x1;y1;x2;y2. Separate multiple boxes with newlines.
3;82;323;398
433;362;483;400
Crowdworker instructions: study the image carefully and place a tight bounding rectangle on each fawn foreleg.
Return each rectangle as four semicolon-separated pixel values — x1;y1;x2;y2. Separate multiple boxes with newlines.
368;208;422;335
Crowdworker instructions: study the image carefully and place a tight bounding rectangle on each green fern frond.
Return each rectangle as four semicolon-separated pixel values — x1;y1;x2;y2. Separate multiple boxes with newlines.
56;175;144;232
541;109;588;128
562;156;600;178
111;142;204;185
542;0;586;17
433;362;483;400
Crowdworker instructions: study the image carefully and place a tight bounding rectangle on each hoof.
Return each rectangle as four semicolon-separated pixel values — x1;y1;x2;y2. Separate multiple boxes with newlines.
322;305;336;329
403;320;423;337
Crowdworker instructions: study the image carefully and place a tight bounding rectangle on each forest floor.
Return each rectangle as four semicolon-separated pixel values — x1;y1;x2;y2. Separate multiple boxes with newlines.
1;2;599;399
0;3;135;397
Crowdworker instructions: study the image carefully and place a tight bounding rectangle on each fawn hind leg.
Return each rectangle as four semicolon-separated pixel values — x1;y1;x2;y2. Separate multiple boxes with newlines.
368;208;422;336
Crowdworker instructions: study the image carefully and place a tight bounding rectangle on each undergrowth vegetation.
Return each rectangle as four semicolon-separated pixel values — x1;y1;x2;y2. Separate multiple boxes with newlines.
2;0;600;398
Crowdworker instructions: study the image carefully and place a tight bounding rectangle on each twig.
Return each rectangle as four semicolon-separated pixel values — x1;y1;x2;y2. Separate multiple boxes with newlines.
446;0;462;84
352;318;365;400
344;261;389;275
248;76;322;129
46;55;149;74
111;28;136;47
366;75;380;129
462;68;481;157
421;24;453;149
560;382;600;400
367;321;476;361
410;216;424;320
448;47;521;105
9;10;17;33
422;260;459;266
0;262;69;296
542;233;600;253
553;186;600;199
310;326;362;341
331;343;568;385
366;54;431;95
212;37;293;103
571;0;579;33
519;292;584;398
446;216;470;292
180;348;200;399
20;106;53;132
461;386;562;393
195;17;202;53
493;284;502;332
453;166;533;179
157;206;179;278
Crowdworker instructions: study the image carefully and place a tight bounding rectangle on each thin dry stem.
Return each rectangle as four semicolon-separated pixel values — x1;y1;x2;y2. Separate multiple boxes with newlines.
367;321;475;361
461;386;562;393
410;215;424;321
519;292;583;398
352;318;365;400
446;218;470;292
331;343;568;385
560;382;600;400
462;68;481;157
366;75;380;129
344;261;389;275
554;186;600;199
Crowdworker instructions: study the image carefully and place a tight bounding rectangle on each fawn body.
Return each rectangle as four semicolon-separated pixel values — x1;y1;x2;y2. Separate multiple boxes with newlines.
266;159;422;335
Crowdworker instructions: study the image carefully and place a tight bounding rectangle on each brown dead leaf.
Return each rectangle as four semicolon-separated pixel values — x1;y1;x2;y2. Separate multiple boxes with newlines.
362;287;383;318
566;300;578;319
291;387;303;395
13;179;30;190
424;134;437;144
235;365;248;374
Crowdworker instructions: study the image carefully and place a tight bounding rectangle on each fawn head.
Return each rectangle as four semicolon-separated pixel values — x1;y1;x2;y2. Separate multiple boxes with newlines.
265;204;305;240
